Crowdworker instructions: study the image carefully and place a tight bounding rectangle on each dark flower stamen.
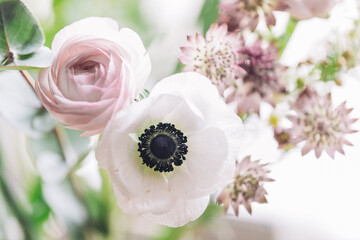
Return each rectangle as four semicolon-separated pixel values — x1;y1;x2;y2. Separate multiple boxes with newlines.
137;122;188;172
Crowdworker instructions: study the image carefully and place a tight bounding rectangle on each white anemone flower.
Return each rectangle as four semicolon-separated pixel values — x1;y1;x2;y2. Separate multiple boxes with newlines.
96;72;243;227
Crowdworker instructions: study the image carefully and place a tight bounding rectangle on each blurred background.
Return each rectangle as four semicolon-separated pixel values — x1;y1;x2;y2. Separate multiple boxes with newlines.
0;0;360;239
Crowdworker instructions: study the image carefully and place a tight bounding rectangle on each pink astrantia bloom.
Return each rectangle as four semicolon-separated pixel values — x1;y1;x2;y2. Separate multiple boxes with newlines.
226;42;286;114
217;156;273;215
35;17;151;136
288;88;357;158
179;24;241;93
218;0;277;32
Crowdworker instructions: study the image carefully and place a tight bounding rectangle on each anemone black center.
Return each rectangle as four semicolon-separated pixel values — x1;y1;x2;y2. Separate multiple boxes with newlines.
150;135;176;159
137;122;188;173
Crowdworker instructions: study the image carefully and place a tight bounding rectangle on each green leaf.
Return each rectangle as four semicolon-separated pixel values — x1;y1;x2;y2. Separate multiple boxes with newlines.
198;0;219;35
317;53;341;82
28;180;51;226
81;187;110;235
0;0;44;65
0;71;57;137
173;62;184;74
0;46;51;71
0;140;38;240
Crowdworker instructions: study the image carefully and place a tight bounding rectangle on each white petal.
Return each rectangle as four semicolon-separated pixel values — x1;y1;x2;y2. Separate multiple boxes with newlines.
143;196;209;227
107;130;169;198
208;100;244;163
107;133;144;196
97;123;148;197
112;179;176;215
162;97;205;133
52;17;119;55
151;72;220;102
169;127;233;199
190;93;244;163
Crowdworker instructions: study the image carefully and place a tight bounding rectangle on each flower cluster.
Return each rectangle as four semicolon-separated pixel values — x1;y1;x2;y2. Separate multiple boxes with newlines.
31;0;354;230
287;88;357;158
217;156;273;215
218;0;337;31
2;0;360;238
218;0;277;32
180;26;286;115
35;18;245;227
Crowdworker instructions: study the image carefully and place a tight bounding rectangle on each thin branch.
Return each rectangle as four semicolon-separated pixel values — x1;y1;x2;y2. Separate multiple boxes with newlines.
53;125;67;158
19;70;36;92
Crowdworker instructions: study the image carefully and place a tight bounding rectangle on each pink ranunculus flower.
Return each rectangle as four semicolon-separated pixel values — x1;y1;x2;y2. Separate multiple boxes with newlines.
35;17;151;136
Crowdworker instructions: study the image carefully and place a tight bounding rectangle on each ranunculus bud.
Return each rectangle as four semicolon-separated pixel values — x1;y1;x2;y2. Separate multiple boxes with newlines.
35;17;151;136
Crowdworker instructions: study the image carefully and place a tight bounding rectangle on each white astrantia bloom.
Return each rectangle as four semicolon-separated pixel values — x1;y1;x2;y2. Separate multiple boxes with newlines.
96;72;243;227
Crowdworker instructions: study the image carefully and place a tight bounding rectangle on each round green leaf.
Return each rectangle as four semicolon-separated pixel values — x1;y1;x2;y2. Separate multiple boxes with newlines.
0;46;51;70
0;0;44;65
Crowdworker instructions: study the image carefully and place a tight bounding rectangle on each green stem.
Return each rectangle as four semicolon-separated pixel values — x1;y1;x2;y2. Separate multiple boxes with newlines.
0;150;35;240
276;17;299;57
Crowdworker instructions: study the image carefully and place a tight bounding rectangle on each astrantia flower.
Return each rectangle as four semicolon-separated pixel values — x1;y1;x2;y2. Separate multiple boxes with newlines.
288;88;357;158
218;0;277;32
226;42;286;114
217;156;273;215
96;72;243;227
179;24;241;92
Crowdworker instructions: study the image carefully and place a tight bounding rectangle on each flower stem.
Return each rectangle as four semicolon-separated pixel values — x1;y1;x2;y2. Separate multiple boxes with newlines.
53;125;69;160
276;17;299;57
19;70;36;93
